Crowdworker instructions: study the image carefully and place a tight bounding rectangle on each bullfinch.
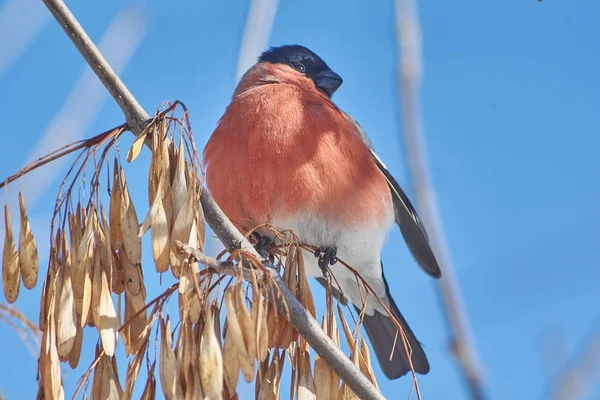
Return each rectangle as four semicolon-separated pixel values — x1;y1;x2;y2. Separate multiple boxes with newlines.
203;44;441;379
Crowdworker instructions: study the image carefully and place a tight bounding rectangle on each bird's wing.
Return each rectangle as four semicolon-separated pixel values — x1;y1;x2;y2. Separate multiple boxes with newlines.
347;114;441;278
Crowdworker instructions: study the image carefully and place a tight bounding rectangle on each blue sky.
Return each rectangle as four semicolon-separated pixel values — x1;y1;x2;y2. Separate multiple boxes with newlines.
1;0;599;399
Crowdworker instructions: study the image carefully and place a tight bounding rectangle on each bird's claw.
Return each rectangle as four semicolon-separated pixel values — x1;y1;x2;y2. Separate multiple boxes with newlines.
314;246;337;277
250;232;272;260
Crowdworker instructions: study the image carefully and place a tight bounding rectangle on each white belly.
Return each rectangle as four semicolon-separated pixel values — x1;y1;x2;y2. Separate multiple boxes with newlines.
271;210;394;315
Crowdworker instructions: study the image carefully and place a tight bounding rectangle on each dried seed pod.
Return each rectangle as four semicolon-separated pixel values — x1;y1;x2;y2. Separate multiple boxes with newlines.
252;290;269;363
222;325;240;395
109;160;123;251
359;338;378;388
126;124;151;163
69;209;84;310
40;296;64;400
314;317;335;400
140;361;157;400
225;287;253;382
257;354;281;400
55;257;77;360
159;317;183;399
276;246;299;348
234;283;256;363
296;248;315;318
338;347;361;400
3;205;20;303
98;267;118;357
171;140;187;217
121;290;148;356
139;170;170;272
68;323;83;369
18;191;38;289
91;244;103;328
111;251;125;295
78;211;95;328
120;169;142;265
297;351;316;400
199;308;223;400
169;177;194;276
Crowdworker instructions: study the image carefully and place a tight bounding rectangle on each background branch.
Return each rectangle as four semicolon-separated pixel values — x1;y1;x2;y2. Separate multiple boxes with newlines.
41;0;384;398
545;318;600;400
394;0;486;398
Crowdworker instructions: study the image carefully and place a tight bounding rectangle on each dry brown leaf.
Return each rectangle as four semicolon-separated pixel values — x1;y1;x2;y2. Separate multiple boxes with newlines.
159;317;183;400
200;308;223;400
18;191;38;289
120;169;142;265
3;205;20;303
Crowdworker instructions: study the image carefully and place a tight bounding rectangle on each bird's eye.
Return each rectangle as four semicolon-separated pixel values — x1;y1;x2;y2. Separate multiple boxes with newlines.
293;63;306;73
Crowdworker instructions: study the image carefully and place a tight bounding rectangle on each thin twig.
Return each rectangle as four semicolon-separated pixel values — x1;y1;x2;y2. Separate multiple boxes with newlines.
545;318;600;400
41;0;384;398
394;0;486;398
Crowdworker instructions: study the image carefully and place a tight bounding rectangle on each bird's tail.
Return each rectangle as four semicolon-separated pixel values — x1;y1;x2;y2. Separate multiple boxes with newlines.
356;290;430;379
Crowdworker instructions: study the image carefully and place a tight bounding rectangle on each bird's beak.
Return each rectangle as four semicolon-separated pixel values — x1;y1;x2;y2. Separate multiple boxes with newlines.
315;70;343;97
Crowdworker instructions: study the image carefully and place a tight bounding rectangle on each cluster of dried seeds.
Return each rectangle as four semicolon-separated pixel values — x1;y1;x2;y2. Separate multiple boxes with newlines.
1;102;386;400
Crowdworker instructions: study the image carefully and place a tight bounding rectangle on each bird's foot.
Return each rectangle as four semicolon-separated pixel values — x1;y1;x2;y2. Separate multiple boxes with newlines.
250;232;272;261
314;246;337;277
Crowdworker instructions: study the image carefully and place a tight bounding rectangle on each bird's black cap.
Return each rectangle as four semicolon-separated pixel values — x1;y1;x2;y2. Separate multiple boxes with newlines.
258;45;343;97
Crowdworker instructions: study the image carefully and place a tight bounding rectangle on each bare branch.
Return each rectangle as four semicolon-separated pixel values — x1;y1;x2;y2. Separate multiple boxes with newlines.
394;0;486;398
41;0;384;398
545;319;600;400
176;241;385;400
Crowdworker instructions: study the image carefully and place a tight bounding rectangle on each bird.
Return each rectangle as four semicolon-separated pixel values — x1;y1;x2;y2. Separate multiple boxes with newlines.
203;44;441;379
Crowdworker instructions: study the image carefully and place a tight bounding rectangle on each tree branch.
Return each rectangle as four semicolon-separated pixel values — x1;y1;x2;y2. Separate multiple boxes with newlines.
394;0;486;398
41;0;384;398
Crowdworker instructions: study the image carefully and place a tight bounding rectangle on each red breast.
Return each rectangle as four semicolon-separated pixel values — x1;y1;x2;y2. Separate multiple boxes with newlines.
203;63;392;233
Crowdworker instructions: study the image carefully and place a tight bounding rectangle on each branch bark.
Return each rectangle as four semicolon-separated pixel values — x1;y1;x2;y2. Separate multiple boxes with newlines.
394;0;487;398
41;0;384;398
